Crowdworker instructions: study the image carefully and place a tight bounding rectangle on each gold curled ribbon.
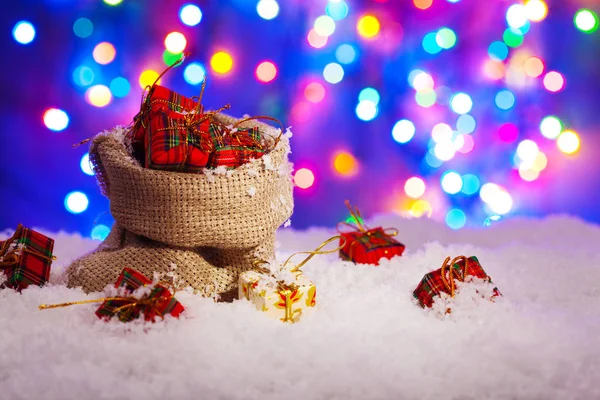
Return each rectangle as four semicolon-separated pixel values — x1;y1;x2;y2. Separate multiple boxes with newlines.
439;256;469;297
282;235;346;274
0;224;56;269
39;290;175;321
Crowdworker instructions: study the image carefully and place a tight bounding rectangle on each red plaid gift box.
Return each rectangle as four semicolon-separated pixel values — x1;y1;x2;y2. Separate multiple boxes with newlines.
338;201;405;265
145;107;213;172
413;256;502;308
95;267;185;322
206;124;265;169
0;224;55;291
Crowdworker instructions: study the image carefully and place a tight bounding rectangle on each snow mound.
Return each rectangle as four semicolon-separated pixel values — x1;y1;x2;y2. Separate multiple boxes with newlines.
1;215;599;400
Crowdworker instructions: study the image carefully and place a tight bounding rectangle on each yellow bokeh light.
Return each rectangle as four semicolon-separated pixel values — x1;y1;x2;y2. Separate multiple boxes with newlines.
138;69;161;89
357;15;380;38
557;131;580;154
333;152;358;176
85;85;112;108
210;51;234;74
410;199;432;218
525;0;548;22
164;32;187;53
92;42;116;65
532;151;548;171
413;0;433;10
404;177;426;199
524;57;544;77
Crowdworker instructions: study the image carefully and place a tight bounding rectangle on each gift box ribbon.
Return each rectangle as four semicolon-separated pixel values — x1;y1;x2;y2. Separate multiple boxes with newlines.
251;235;346;323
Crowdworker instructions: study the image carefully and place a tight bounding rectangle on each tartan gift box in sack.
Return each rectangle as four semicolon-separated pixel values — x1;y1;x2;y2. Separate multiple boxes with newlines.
239;236;343;323
338;201;405;265
206;123;266;169
413;255;502;309
0;224;55;291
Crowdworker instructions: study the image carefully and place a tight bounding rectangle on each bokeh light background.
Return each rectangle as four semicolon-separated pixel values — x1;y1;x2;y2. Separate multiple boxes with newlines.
2;0;600;240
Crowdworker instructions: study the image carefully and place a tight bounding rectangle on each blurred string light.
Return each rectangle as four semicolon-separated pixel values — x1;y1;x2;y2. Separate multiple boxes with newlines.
43;108;69;132
256;61;277;83
13;21;36;44
539;116;562;139
93;42;116;65
314;15;336;37
422;32;441;54
357;15;380;38
435;28;457;49
305;82;326;103
86;84;112;107
335;44;357;63
164;32;187;53
392;119;416;144
458;134;474;153
91;224;110;241
80;153;94;176
498;122;519;142
495;90;516;110
410;70;434;91
184;62;206;85
506;4;528;29
461;174;480;195
450;92;473;114
503;28;524;48
163;50;182;66
323;62;344;83
294;168;315;189
434;141;456;161
446;209;466;229
410;199;433;218
456;114;476;134
139;69;160;89
358;87;380;104
333;151;358;176
103;0;123;5
307;29;328;48
415;89;436;107
64;191;89;214
516;139;539;162
524;0;548;22
484;214;503;227
480;183;513;215
488;41;509;61
524;56;544;77
72;66;94;87
414;0;433;10
355;100;378;121
404;177;426;198
483;59;506;80
557;131;580;154
73;18;93;38
543;71;565;92
326;0;349;21
431;123;452;143
425;150;444;168
211;51;233;74
441;171;463;194
257;0;280;20
109;77;130;98
179;4;202;26
574;9;599;33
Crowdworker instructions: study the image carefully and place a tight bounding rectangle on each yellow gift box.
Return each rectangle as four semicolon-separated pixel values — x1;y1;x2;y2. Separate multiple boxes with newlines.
239;270;316;323
238;236;344;323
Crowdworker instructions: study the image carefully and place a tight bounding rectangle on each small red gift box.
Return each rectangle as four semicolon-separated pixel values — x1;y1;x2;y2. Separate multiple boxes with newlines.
206;124;265;169
95;267;185;322
338;201;405;265
0;224;55;291
413;256;501;308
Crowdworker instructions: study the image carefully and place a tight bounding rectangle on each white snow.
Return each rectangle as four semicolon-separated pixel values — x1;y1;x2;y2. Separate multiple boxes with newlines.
247;186;257;197
1;215;599;400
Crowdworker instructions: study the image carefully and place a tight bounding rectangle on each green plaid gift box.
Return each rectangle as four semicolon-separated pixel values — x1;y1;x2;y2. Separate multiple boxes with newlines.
95;267;185;322
206;124;265;169
0;224;55;291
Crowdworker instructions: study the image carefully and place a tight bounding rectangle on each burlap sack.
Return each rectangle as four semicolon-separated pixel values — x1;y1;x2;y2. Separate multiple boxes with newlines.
66;113;293;297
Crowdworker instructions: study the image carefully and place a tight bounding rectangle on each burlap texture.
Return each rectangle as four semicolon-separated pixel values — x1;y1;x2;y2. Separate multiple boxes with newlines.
66;113;292;297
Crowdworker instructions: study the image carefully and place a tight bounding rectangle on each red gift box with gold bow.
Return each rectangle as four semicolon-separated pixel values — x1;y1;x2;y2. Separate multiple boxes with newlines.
338;201;405;265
